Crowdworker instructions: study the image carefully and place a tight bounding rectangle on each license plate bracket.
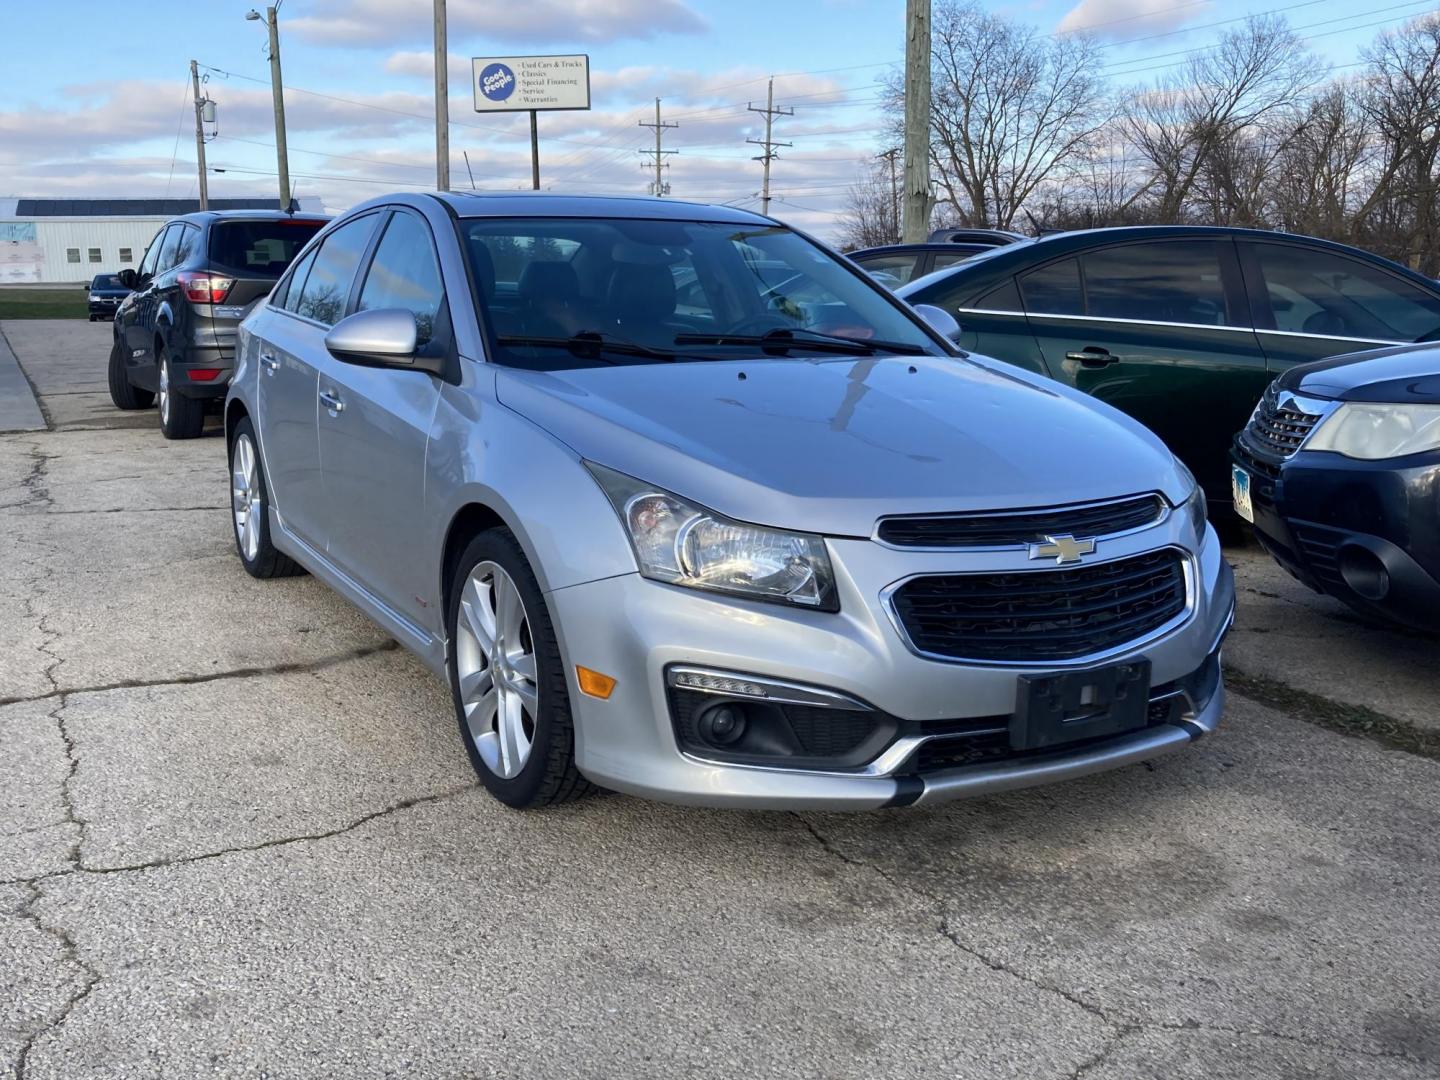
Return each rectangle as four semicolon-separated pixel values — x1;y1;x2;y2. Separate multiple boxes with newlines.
1012;661;1152;751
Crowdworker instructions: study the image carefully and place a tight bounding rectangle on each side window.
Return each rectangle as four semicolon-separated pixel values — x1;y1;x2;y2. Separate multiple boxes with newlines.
1082;241;1232;326
1252;243;1440;342
356;212;446;344
931;249;983;272
66;248;80;264
294;215;378;327
138;228;166;277
173;225;199;268
854;253;920;286
279;248;318;313
1019;258;1083;316
155;225;183;274
973;278;1023;313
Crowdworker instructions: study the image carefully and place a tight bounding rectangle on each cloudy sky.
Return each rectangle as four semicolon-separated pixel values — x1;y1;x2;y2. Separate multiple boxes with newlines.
0;0;1425;239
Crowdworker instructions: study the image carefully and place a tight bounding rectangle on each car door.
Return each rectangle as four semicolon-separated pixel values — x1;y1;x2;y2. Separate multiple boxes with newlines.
315;208;447;630
123;223;180;372
1237;239;1440;371
1021;239;1265;502
915;270;1048;373
254;213;380;553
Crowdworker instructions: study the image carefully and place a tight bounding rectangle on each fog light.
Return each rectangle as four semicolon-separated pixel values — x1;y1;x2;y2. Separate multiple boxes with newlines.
1338;545;1389;601
697;703;748;747
575;666;616;699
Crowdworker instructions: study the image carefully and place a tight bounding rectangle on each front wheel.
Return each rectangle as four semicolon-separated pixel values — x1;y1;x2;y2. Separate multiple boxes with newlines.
157;348;205;439
447;528;592;808
107;338;154;410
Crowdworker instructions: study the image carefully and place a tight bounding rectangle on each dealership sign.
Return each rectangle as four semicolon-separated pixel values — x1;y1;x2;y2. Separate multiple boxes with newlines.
472;54;591;113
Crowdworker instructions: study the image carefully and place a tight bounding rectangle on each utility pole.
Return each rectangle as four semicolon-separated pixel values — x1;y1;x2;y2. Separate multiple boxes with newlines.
190;60;209;210
902;0;932;243
529;111;540;190
747;78;792;216
247;7;291;209
433;0;449;190
638;98;677;196
878;147;901;242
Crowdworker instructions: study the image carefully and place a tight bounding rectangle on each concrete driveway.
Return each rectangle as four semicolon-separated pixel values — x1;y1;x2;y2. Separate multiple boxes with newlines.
2;319;1436;1079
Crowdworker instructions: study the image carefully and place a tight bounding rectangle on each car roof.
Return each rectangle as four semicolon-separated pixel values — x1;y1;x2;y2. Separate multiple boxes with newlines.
850;242;1003;257
164;210;332;226
431;190;776;225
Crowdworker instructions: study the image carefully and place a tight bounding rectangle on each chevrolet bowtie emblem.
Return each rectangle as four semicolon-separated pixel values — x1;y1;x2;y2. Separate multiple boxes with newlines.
1029;534;1097;564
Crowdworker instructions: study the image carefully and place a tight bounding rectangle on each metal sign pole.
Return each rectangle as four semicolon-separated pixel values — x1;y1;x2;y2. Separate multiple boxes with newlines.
530;110;540;190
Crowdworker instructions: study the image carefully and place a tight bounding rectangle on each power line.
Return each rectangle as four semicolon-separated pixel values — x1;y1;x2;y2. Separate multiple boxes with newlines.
747;78;793;215
639;98;679;196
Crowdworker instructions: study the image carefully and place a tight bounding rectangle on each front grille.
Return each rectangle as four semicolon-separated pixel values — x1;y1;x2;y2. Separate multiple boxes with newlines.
890;549;1188;662
877;494;1164;548
1241;382;1323;461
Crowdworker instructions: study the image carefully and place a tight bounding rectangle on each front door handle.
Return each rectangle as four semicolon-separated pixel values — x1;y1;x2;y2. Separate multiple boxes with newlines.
1066;346;1117;367
319;389;345;414
259;353;280;375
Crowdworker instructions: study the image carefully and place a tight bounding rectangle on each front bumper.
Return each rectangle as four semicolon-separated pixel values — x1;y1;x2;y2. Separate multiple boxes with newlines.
1233;439;1440;631
548;520;1235;810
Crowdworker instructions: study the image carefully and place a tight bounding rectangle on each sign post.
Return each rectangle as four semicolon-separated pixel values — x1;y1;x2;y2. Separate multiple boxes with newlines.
472;54;591;191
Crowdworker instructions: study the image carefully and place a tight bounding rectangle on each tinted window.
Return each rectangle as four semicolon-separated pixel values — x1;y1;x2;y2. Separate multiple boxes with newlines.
974;278;1023;312
173;225;199;268
279;248;318;313
138;229;165;277
853;253;921;286
1252;243;1440;342
210;219;326;278
1083;241;1232;326
357;212;445;344
155;226;183;274
1019;258;1083;315
931;249;984;272
294;215;377;327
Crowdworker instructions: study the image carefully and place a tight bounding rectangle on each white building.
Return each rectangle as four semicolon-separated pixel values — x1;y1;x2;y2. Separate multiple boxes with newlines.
0;197;324;284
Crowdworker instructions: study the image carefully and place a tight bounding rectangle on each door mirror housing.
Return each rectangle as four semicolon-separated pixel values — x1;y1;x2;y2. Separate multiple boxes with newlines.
116;268;137;290
912;303;963;343
324;308;444;375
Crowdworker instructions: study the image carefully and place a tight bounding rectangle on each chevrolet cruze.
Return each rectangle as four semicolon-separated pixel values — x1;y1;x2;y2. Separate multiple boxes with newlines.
226;192;1235;810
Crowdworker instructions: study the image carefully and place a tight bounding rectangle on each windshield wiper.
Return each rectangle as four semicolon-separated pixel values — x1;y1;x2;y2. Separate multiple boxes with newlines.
673;327;928;356
495;331;680;362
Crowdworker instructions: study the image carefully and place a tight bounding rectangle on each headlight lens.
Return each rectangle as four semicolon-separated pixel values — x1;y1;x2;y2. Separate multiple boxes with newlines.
1305;402;1440;460
587;463;838;610
88;293;100;301
1172;458;1207;538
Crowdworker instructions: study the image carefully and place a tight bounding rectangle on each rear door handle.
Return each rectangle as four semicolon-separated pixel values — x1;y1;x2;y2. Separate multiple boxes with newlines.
259;353;280;374
319;390;345;414
1066;346;1117;367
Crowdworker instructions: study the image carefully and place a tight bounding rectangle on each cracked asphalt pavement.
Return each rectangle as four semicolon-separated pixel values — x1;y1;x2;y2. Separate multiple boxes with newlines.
2;319;1437;1079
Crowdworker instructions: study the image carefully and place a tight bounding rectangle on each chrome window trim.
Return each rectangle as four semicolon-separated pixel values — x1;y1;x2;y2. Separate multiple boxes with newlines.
870;491;1170;553
879;545;1198;669
958;305;1410;346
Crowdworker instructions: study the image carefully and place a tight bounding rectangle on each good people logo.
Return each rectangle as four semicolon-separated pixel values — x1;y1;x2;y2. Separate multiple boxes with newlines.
479;63;516;102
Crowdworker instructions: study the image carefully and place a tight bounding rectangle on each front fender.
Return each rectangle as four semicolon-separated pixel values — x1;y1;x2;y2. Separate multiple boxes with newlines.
426;366;636;598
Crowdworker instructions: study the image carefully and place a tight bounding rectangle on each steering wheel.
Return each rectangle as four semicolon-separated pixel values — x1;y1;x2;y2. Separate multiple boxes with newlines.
727;314;795;336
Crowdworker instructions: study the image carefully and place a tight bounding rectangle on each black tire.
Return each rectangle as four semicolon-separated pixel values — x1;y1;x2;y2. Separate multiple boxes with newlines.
107;337;154;410
447;528;593;808
228;417;304;579
157;347;205;439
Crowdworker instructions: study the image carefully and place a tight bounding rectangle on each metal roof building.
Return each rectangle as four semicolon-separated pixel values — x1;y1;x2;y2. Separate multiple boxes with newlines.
0;197;324;284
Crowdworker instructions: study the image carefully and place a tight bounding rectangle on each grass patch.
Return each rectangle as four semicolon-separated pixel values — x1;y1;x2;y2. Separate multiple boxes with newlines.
0;287;89;319
1225;665;1440;761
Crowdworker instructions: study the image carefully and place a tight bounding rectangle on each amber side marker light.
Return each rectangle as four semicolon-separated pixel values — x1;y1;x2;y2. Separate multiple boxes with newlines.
576;666;617;699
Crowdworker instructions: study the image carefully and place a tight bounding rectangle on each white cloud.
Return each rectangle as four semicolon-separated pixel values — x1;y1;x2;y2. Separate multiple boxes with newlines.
289;0;706;47
1056;0;1210;41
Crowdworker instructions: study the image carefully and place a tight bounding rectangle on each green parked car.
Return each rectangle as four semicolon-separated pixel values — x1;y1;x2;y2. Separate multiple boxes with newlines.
898;226;1440;507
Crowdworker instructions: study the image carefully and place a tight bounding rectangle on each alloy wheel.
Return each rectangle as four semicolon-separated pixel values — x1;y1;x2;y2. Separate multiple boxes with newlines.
231;433;262;561
158;358;170;425
455;561;539;779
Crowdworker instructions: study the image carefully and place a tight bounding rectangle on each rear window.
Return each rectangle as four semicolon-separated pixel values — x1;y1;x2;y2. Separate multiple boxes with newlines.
209;219;326;278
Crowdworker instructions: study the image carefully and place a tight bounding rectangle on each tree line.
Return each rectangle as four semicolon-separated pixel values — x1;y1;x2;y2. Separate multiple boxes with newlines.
842;4;1440;276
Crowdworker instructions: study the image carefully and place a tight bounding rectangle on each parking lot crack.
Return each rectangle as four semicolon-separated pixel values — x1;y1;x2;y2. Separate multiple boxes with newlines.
13;879;101;1080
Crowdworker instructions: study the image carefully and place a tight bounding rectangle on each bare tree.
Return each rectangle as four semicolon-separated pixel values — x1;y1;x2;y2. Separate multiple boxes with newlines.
886;0;1111;230
839;157;902;250
1268;81;1374;242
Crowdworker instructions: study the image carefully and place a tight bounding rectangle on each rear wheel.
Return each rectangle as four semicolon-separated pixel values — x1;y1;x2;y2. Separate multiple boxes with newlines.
447;528;592;808
107;338;153;410
229;417;303;579
157;347;205;439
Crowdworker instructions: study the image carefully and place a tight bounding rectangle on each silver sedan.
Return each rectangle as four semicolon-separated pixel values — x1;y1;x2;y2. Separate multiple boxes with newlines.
225;192;1234;810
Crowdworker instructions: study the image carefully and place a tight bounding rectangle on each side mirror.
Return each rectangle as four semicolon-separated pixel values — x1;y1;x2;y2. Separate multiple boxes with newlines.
324;308;443;375
913;303;963;344
116;269;137;290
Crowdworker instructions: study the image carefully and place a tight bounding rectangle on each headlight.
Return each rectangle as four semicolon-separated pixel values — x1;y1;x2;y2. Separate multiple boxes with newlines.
1172;458;1207;538
88;294;100;301
587;463;838;610
1305;402;1440;460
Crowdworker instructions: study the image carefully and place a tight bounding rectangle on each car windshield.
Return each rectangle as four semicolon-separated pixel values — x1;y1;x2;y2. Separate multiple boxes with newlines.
209;219;326;278
92;274;122;289
462;216;948;368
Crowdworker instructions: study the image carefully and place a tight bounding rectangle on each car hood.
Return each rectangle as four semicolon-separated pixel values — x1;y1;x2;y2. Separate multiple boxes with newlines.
496;354;1188;537
1278;342;1440;404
